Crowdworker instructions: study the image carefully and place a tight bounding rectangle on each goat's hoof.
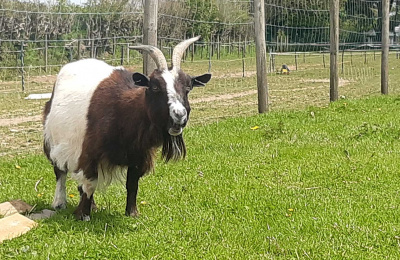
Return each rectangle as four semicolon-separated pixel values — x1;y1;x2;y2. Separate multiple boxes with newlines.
52;201;67;210
81;215;91;221
125;210;139;218
74;209;91;221
74;212;91;221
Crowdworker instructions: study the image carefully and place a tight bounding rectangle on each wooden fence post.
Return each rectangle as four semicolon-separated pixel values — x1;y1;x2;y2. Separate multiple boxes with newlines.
77;37;81;60
191;32;195;62
217;34;220;60
242;46;245;77
91;38;95;58
113;34;116;62
341;49;344;74
254;0;268;113
330;0;339;102
19;41;25;92
126;43;130;64
381;0;390;95
208;39;212;73
44;35;48;73
143;0;158;75
121;45;124;65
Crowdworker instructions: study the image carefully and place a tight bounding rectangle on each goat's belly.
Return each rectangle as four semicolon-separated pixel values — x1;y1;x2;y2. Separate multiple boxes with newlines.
44;59;116;172
44;93;93;172
70;160;128;189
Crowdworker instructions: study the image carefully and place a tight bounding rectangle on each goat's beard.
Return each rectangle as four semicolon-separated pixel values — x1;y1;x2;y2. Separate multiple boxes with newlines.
162;133;186;162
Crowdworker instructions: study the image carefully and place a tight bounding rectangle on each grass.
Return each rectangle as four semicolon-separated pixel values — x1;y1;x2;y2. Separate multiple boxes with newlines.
1;96;400;258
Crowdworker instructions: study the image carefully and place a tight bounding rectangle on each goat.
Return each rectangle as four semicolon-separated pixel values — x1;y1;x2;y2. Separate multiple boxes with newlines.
43;36;211;221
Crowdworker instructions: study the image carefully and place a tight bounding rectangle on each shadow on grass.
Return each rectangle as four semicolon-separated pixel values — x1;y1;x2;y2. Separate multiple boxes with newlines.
25;198;142;235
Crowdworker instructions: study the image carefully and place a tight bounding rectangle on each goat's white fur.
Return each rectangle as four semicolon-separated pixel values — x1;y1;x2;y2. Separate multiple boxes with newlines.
44;59;118;205
44;59;117;174
162;70;187;130
52;174;67;209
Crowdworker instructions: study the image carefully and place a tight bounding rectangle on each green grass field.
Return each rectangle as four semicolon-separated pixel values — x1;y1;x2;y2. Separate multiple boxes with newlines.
1;95;400;259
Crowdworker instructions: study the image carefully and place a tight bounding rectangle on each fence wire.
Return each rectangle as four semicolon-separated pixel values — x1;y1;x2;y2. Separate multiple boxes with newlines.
0;0;399;120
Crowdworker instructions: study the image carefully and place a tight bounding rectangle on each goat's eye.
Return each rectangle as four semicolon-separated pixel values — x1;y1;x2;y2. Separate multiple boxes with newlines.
186;86;191;93
151;85;160;92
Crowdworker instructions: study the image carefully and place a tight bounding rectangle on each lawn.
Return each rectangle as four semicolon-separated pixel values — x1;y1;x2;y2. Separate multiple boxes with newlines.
1;95;400;259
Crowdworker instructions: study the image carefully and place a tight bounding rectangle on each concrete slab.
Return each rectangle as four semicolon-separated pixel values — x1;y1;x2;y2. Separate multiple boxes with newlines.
0;213;38;243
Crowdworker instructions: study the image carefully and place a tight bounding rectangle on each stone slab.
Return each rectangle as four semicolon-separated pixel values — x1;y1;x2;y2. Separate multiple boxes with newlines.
0;202;18;217
9;200;33;214
0;200;33;217
0;213;38;243
29;209;56;220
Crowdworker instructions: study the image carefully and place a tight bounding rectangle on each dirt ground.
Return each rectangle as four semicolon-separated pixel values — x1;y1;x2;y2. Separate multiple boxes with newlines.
0;77;351;126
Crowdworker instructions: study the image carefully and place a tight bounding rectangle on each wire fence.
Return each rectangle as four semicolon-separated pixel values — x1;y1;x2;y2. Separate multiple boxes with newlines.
1;0;400;155
0;0;399;110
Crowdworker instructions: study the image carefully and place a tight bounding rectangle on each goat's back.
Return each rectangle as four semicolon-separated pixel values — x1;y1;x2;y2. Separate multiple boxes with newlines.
44;59;120;172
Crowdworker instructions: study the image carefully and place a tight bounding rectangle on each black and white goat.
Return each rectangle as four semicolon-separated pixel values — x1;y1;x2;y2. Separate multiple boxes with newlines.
43;36;211;220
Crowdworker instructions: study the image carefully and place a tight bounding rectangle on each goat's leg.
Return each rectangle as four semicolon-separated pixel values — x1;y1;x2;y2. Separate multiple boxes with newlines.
78;185;98;211
52;166;67;210
74;167;98;221
125;166;142;217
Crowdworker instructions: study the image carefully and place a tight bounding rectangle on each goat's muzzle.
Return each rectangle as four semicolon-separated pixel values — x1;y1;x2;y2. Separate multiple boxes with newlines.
168;107;188;136
168;124;183;136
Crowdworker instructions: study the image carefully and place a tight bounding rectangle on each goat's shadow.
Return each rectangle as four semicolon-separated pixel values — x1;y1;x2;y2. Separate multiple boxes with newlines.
27;200;143;235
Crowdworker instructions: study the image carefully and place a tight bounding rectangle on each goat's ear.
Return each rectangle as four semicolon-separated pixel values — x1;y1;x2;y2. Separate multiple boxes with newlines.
132;73;149;86
192;73;211;87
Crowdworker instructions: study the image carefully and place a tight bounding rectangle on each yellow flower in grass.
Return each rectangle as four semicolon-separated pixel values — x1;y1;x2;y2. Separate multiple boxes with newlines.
286;208;294;217
15;165;21;169
250;126;260;130
69;194;75;198
37;193;43;197
140;201;147;205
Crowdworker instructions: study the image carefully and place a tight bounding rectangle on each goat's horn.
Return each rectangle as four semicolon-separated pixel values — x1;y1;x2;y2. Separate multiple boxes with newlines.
130;45;168;71
172;36;201;70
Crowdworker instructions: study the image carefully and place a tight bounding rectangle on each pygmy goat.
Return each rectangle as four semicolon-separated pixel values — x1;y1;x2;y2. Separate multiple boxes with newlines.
43;36;211;220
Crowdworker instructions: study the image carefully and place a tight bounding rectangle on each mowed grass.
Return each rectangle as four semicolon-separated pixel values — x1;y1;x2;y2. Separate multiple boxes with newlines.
1;96;400;258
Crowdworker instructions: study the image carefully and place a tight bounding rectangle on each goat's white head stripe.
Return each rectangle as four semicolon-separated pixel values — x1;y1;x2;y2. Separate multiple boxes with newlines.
162;70;187;136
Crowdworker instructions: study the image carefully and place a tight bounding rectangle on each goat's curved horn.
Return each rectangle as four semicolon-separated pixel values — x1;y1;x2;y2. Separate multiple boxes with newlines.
130;45;168;71
172;36;201;70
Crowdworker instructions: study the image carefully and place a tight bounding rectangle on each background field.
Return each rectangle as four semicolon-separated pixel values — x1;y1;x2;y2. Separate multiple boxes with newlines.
2;50;400;156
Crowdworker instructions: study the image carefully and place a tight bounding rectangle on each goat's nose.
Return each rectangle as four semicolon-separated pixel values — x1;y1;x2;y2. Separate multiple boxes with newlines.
173;108;187;124
176;109;187;119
